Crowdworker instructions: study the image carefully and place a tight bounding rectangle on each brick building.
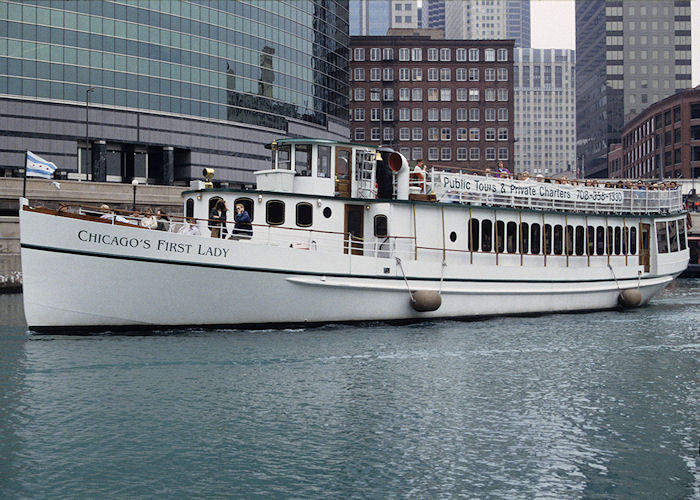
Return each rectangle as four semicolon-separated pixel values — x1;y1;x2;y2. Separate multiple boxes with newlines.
349;33;514;171
617;86;700;180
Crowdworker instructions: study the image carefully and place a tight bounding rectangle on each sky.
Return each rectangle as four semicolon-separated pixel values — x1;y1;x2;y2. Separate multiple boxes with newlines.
530;0;699;86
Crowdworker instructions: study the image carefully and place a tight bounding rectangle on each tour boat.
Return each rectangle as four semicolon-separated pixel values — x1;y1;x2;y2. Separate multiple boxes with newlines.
20;138;689;331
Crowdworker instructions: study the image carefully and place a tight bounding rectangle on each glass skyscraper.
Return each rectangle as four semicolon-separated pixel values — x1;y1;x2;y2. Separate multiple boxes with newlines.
0;0;350;184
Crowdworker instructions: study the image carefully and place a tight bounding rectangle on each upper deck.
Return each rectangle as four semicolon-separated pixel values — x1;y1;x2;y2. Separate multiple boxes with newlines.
240;139;685;216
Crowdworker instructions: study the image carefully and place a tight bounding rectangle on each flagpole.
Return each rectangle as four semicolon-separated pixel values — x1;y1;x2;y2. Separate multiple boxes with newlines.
22;150;28;198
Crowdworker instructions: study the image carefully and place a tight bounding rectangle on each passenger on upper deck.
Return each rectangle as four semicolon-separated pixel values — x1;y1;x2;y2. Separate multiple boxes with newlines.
233;203;253;239
140;208;158;229
178;217;201;236
209;199;228;239
99;204;130;224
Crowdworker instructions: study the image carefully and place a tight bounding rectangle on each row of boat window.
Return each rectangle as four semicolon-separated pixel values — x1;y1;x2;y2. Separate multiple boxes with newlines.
194;198;687;256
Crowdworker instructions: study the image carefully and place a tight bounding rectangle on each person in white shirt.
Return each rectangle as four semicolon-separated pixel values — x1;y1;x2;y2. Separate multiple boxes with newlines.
140;207;158;229
99;204;130;224
178;217;201;236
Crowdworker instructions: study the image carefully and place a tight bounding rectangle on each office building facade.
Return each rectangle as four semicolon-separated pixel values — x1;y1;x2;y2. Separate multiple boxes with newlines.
350;34;514;170
616;87;700;180
575;0;693;178
513;49;576;177
0;0;350;185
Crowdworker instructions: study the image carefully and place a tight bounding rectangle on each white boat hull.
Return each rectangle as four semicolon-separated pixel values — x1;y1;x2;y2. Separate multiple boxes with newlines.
20;208;679;331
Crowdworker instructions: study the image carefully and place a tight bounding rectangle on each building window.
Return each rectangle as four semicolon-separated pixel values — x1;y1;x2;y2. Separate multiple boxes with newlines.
370;67;381;81
470;147;480;160
399;88;410;101
498;148;509;160
469;68;479;81
457;147;468;160
497;88;508;101
470;128;480;141
498;108;508;121
371;108;380;121
354;48;365;61
428;68;439;81
440;88;451;101
412;68;423;81
498;128;508;140
497;48;508;61
428;48;439;61
354;108;365;121
412;128;423;140
428;108;439;121
457;108;468;121
412;48;422;61
411;88;422;101
383;108;394;121
399;48;410;61
354;128;365;141
440;108;451;121
412;108;423;121
469;108;480;121
485;88;496;101
456;88;468;101
354;68;365;81
428;127;439;141
383;68;394;81
497;68;508;81
371;128;380;141
370;48;381;61
383;48;394;60
485;128;496;141
456;48;467;61
485;48;495;62
428;88;439;101
428;147;439;161
383;127;394;141
469;48;479;61
399;127;410;141
398;68;409;81
412;148;423;160
354;88;365;101
399;108;410;121
485;108;496;122
441;128;451;141
370;88;381;101
441;147;451;160
440;48;451;61
383;88;394;101
485;147;496;160
456;68;467;81
485;68;496;81
457;128;468;141
469;88;480;101
440;68;451;81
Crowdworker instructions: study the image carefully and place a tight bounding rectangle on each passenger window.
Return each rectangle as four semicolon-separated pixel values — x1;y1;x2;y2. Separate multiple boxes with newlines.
587;226;595;255
630;227;637;254
296;202;313;227
575;226;585;256
295;145;312;177
623;227;629;254
482;220;492;252
186;198;194;218
678;221;687;251
520;223;529;254
266;200;285;225
596;226;605;255
606;227;613;255
496;221;505;253
615;227;622;255
469;218;480;251
544;224;552;254
553;225;563;255
506;222;517;253
374;215;388;237
565;225;573;256
530;223;540;254
656;222;668;253
234;197;254;221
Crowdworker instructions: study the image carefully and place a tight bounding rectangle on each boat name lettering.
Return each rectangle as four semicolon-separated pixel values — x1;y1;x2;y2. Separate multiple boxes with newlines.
78;230;151;249
77;231;229;258
439;174;623;205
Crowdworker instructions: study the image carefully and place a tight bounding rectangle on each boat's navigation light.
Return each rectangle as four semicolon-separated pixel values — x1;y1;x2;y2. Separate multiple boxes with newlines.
203;168;215;188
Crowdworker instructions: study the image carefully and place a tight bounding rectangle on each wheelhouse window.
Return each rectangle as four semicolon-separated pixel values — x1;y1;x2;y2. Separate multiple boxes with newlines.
668;220;679;252
266;200;285;225
656;222;668;253
295;145;312;177
296;202;313;227
317;146;331;178
277;145;291;170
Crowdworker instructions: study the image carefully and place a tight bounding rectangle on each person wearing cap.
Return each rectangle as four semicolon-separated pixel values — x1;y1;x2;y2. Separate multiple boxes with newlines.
99;204;129;223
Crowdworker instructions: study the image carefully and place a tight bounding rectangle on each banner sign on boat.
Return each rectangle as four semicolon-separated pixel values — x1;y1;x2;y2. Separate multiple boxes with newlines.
439;174;624;205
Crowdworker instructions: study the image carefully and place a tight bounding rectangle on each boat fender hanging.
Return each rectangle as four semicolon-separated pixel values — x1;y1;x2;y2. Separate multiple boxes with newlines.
410;290;442;312
618;289;642;308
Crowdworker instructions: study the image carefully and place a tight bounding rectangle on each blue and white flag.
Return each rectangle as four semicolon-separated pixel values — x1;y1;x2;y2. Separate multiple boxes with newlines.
26;151;57;178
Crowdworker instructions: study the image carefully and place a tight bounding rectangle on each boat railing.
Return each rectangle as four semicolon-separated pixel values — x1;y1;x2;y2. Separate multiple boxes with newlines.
425;169;684;214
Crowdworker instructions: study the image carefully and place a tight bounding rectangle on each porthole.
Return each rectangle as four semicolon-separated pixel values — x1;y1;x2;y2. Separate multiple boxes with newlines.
323;207;332;218
449;231;457;242
266;200;285;225
296;202;313;227
374;215;388;237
